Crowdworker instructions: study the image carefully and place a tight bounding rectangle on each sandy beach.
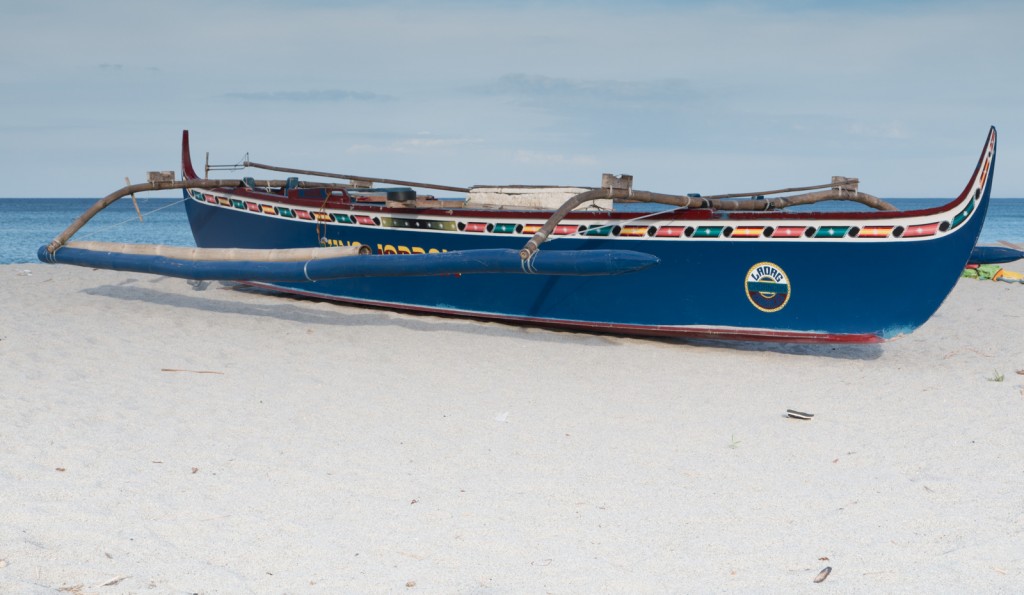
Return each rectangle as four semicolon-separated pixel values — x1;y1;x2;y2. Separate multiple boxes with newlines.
1;261;1022;593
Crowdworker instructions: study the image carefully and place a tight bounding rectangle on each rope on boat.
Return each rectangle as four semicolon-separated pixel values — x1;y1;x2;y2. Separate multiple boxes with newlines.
75;196;188;242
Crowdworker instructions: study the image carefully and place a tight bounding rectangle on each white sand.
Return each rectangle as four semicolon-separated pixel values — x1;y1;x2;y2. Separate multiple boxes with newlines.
1;262;1023;593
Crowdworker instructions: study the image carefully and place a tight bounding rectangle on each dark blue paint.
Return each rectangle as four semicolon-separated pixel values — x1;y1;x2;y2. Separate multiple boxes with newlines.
181;153;991;339
37;245;659;281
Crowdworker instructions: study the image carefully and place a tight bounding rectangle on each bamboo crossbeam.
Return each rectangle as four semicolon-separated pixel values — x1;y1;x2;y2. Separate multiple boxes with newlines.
519;186;897;260
45;178;355;254
616;187;897;211
49;172;898;268
243;160;471;194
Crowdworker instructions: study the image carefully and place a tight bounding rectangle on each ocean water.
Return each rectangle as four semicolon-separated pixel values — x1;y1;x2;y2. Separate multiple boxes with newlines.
1;197;195;265
2;197;1022;265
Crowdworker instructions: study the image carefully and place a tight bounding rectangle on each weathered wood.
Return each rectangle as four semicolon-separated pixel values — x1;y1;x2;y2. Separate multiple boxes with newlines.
385;197;467;209
45;178;357;253
243;160;470;194
51;170;897;269
64;241;359;262
125;176;143;222
616;187;896;211
147;171;175;182
519;189;608;259
519;185;897;260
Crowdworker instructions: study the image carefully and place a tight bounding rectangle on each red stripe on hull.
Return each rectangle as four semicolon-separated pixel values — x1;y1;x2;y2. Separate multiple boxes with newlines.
240;282;885;344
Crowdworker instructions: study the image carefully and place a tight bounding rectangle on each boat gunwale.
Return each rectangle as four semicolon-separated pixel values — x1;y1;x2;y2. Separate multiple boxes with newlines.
182;127;996;226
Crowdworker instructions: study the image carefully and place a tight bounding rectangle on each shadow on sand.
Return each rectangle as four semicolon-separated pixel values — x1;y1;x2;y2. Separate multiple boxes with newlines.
84;278;884;361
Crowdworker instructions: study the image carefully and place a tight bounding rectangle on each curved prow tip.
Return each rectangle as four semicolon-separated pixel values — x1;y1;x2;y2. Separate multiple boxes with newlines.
949;126;997;208
978;125;996;185
181;130;200;181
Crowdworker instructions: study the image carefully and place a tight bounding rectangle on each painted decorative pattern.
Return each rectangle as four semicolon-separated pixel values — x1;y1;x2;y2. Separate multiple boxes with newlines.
730;227;765;238
692;227;723;238
655;226;686;238
772;226;807;238
903;223;940;238
856;226;893;238
185;134;994;248
814;226;850;238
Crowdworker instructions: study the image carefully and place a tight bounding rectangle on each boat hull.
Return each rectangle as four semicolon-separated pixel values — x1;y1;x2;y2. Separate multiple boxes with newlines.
180;129;996;343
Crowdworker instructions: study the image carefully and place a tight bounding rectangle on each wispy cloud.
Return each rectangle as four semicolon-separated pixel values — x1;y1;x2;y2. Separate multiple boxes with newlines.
346;136;481;154
474;74;702;107
846;121;910;140
514;150;596;166
224;89;396;102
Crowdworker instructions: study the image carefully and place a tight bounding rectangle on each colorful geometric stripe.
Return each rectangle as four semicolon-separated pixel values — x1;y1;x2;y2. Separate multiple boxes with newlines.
903;222;940;238
407;220;458;231
950;198;975;229
617;226;650;237
693;226;723;238
857;226;893;238
379;216;457;230
731;226;765;238
428;220;458;231
381;217;410;228
814;226;850;238
771;227;807;238
655;226;686;238
190;191;974;247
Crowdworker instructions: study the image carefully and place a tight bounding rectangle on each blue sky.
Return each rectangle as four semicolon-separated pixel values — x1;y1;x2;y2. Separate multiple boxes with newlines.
1;0;1021;198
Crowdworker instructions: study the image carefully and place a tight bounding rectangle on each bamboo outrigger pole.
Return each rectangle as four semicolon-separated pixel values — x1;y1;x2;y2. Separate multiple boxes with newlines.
45;178;358;254
47;170;897;266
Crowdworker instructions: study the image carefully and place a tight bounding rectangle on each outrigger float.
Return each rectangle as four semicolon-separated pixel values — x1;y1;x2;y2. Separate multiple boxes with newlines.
40;127;1016;343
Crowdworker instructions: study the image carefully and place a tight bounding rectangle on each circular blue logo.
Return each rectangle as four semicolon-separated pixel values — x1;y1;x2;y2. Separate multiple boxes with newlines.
745;262;791;313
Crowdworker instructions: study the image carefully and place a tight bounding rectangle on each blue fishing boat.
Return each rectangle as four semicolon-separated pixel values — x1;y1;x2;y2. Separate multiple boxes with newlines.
41;128;1000;343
